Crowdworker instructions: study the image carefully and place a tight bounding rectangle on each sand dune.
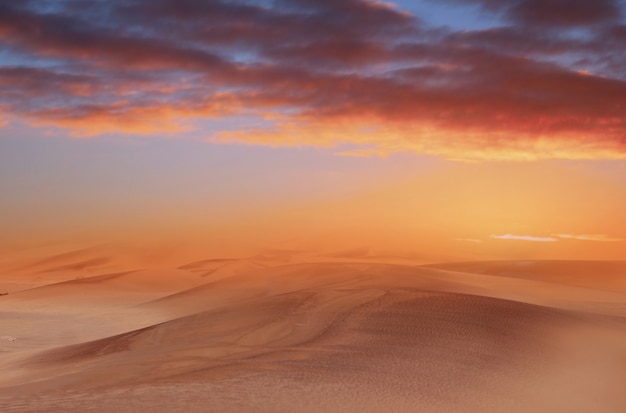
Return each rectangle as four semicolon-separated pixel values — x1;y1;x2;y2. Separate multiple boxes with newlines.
1;269;208;310
178;258;267;282
9;247;128;277
139;262;626;319
425;260;626;293
1;259;626;412
0;268;213;361
0;246;141;295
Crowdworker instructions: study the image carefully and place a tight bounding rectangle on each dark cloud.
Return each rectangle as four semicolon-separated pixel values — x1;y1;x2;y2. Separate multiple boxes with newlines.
440;0;621;26
509;0;621;27
0;0;625;160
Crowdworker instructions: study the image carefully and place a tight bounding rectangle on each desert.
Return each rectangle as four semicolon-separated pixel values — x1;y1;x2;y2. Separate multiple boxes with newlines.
1;252;626;412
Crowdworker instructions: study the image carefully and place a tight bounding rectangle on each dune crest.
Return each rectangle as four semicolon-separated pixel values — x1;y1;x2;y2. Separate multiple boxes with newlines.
1;259;626;412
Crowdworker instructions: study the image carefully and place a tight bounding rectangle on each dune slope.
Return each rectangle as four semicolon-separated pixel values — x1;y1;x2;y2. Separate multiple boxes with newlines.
1;260;626;412
425;261;626;293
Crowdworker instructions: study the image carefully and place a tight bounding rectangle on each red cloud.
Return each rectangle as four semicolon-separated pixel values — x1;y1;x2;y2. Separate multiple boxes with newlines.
0;0;625;160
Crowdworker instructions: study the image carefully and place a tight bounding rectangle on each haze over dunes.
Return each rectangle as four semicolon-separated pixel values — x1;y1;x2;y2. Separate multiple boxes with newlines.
1;252;626;412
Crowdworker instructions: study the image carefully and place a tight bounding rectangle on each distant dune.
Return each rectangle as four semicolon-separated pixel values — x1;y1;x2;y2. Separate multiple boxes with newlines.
425;260;626;293
1;258;626;412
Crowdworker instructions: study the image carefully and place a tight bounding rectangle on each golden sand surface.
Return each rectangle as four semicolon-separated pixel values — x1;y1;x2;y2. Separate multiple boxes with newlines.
1;254;626;412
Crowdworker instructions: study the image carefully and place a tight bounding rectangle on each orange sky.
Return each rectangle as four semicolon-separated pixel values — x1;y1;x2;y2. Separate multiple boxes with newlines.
2;141;623;265
1;0;625;266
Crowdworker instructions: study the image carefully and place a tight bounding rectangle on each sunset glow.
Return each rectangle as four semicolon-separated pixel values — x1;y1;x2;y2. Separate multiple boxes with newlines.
2;0;626;265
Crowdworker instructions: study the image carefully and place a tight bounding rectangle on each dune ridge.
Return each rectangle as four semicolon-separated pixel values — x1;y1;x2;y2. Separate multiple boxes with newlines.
1;259;626;412
425;260;626;293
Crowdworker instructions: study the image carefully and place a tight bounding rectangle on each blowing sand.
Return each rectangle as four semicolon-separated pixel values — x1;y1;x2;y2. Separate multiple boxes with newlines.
1;258;626;412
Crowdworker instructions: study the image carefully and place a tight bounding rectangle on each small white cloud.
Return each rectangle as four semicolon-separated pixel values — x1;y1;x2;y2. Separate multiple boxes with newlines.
490;234;558;242
553;234;625;242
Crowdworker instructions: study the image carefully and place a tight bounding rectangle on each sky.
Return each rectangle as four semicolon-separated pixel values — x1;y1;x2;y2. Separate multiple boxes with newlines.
1;0;625;264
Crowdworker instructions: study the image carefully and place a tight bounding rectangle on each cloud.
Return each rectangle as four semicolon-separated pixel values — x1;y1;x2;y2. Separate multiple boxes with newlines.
29;93;242;136
553;234;625;242
489;233;625;243
441;0;622;27
490;234;559;242
1;0;626;160
510;0;621;27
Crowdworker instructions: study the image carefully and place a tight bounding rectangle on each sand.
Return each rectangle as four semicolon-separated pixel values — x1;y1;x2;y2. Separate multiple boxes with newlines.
1;257;626;412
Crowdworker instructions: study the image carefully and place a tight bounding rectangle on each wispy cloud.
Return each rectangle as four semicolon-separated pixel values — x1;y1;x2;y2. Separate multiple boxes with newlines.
489;233;625;243
490;234;558;242
553;234;625;242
